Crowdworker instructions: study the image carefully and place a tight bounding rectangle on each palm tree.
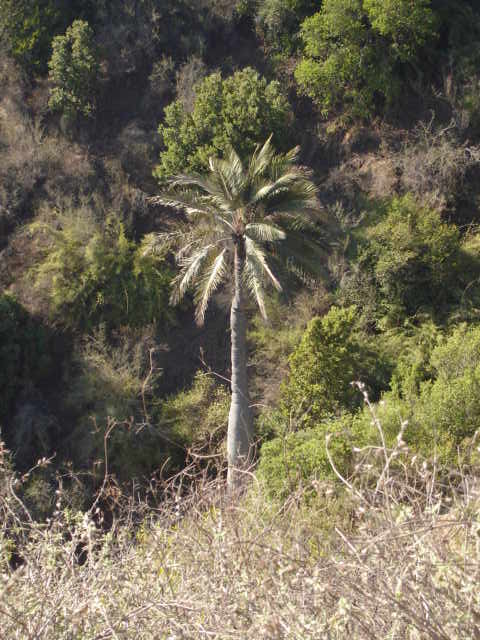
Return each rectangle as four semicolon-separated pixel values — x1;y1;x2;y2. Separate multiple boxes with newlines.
150;137;318;489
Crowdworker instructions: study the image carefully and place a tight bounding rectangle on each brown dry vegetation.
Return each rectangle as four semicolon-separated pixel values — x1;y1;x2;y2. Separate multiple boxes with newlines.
1;406;479;640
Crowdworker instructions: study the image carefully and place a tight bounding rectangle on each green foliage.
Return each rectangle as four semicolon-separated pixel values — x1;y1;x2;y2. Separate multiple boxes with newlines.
430;322;480;380
295;0;437;118
255;0;316;53
363;0;437;62
31;208;173;331
155;67;292;177
368;196;459;320
388;320;441;399
281;306;374;428
264;320;480;500
0;0;94;72
0;294;51;421
48;20;100;121
413;323;480;456
340;195;461;327
373;322;480;465
257;413;368;500
160;371;230;447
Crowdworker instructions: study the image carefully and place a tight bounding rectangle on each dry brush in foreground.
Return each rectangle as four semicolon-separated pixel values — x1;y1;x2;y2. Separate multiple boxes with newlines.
0;416;479;639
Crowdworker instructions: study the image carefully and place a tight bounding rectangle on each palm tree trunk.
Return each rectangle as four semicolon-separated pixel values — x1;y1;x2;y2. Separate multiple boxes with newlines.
227;236;253;490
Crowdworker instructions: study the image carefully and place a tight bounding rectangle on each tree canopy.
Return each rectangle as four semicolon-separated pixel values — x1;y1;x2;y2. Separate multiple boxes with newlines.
295;0;438;118
154;67;293;179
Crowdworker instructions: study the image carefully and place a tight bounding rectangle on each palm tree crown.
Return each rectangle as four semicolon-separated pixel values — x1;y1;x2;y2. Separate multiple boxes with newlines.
150;136;318;322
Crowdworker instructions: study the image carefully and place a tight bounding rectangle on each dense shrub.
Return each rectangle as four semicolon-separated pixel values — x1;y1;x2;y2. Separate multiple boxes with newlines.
31;207;173;331
294;0;437;118
262;319;480;499
0;0;94;72
160;371;230;449
154;67;292;177
411;323;480;458
376;323;480;464
257;413;367;500
340;195;462;327
48;20;100;121
63;328;182;481
255;0;316;53
281;305;384;428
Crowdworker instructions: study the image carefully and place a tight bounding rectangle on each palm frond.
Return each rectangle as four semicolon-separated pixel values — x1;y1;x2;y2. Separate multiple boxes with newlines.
251;170;308;204
248;135;276;179
171;245;214;305
150;192;213;217
243;257;267;319
268;145;302;180
208;156;234;201
245;237;282;292
225;147;245;196
166;173;221;197
245;223;286;243
140;231;179;257
194;248;229;325
266;180;319;217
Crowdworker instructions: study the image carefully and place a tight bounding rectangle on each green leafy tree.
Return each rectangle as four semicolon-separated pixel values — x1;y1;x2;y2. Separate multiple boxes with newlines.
154;67;292;178
0;0;93;72
295;0;437;118
340;195;461;327
366;195;460;322
363;0;437;62
48;19;100;121
150;137;317;488
281;306;366;428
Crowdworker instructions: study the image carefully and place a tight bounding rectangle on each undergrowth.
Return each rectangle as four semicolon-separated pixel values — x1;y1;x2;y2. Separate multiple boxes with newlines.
1;396;479;640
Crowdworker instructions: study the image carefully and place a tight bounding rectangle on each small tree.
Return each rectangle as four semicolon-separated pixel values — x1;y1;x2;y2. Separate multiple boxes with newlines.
281;306;362;428
0;0;91;72
295;0;437;118
154;67;292;178
48;19;99;121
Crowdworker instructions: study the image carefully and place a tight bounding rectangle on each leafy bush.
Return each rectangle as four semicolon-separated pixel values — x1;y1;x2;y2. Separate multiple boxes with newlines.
31;207;173;331
255;0;316;53
368;196;460;320
63;327;182;481
263;318;480;498
363;0;437;62
388;320;441;400
48;20;100;121
376;323;480;464
0;0;93;72
154;67;292;177
411;323;480;458
294;0;437;118
281;306;384;428
160;371;230;449
257;413;367;500
340;195;461;327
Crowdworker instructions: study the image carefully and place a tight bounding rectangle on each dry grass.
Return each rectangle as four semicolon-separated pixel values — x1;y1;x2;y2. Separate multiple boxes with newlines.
1;395;479;640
